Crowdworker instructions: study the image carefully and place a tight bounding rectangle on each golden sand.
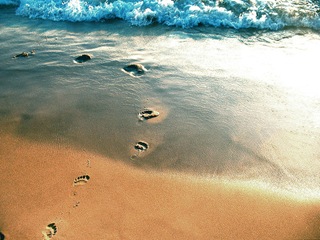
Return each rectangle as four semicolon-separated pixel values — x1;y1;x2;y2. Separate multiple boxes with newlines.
0;132;320;240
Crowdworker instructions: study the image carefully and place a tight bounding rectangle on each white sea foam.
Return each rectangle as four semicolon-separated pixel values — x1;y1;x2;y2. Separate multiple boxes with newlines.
5;0;320;30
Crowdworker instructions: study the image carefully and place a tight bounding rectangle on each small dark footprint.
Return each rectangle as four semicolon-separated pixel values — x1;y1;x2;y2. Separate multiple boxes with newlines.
12;50;35;58
74;54;92;63
138;109;160;120
134;141;149;152
42;223;57;239
73;175;90;186
122;63;146;77
131;141;150;160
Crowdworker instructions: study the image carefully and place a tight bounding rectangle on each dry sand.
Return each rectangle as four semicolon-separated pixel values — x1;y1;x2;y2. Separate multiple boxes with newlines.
0;132;320;240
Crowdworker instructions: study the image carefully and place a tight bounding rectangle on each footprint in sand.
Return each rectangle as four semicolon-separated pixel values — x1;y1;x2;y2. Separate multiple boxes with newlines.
131;141;150;160
122;63;147;77
42;223;57;239
138;109;160;121
73;175;90;186
134;141;149;152
12;50;35;58
73;54;92;63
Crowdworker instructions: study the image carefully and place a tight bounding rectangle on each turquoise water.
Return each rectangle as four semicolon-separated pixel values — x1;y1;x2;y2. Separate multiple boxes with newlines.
1;3;320;196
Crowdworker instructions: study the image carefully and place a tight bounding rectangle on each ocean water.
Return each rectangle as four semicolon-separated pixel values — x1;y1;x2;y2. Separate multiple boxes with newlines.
1;0;320;197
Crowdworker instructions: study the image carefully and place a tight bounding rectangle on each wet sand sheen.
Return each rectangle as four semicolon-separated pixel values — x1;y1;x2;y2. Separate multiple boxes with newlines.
0;133;320;239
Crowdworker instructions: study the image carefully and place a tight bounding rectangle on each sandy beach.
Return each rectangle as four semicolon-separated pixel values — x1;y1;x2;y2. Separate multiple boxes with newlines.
1;128;320;239
1;2;320;239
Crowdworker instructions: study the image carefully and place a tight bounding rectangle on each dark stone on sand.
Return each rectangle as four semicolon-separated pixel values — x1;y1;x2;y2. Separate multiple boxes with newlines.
135;141;149;151
74;54;92;63
139;109;160;120
123;63;146;75
0;231;5;240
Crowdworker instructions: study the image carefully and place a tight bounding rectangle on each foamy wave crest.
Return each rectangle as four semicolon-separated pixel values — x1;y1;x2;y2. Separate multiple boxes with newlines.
15;0;320;30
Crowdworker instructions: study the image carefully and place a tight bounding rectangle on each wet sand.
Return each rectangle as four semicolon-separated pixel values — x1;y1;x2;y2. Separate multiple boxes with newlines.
0;130;320;240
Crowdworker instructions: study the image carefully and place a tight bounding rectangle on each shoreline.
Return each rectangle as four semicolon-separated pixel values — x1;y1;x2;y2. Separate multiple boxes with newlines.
1;10;320;238
1;132;320;239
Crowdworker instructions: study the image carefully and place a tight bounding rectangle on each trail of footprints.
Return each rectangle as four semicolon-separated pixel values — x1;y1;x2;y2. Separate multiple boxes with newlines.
41;174;91;239
13;52;158;239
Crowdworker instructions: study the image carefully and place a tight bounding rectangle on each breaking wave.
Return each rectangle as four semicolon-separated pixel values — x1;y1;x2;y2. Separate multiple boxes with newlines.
1;0;320;30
